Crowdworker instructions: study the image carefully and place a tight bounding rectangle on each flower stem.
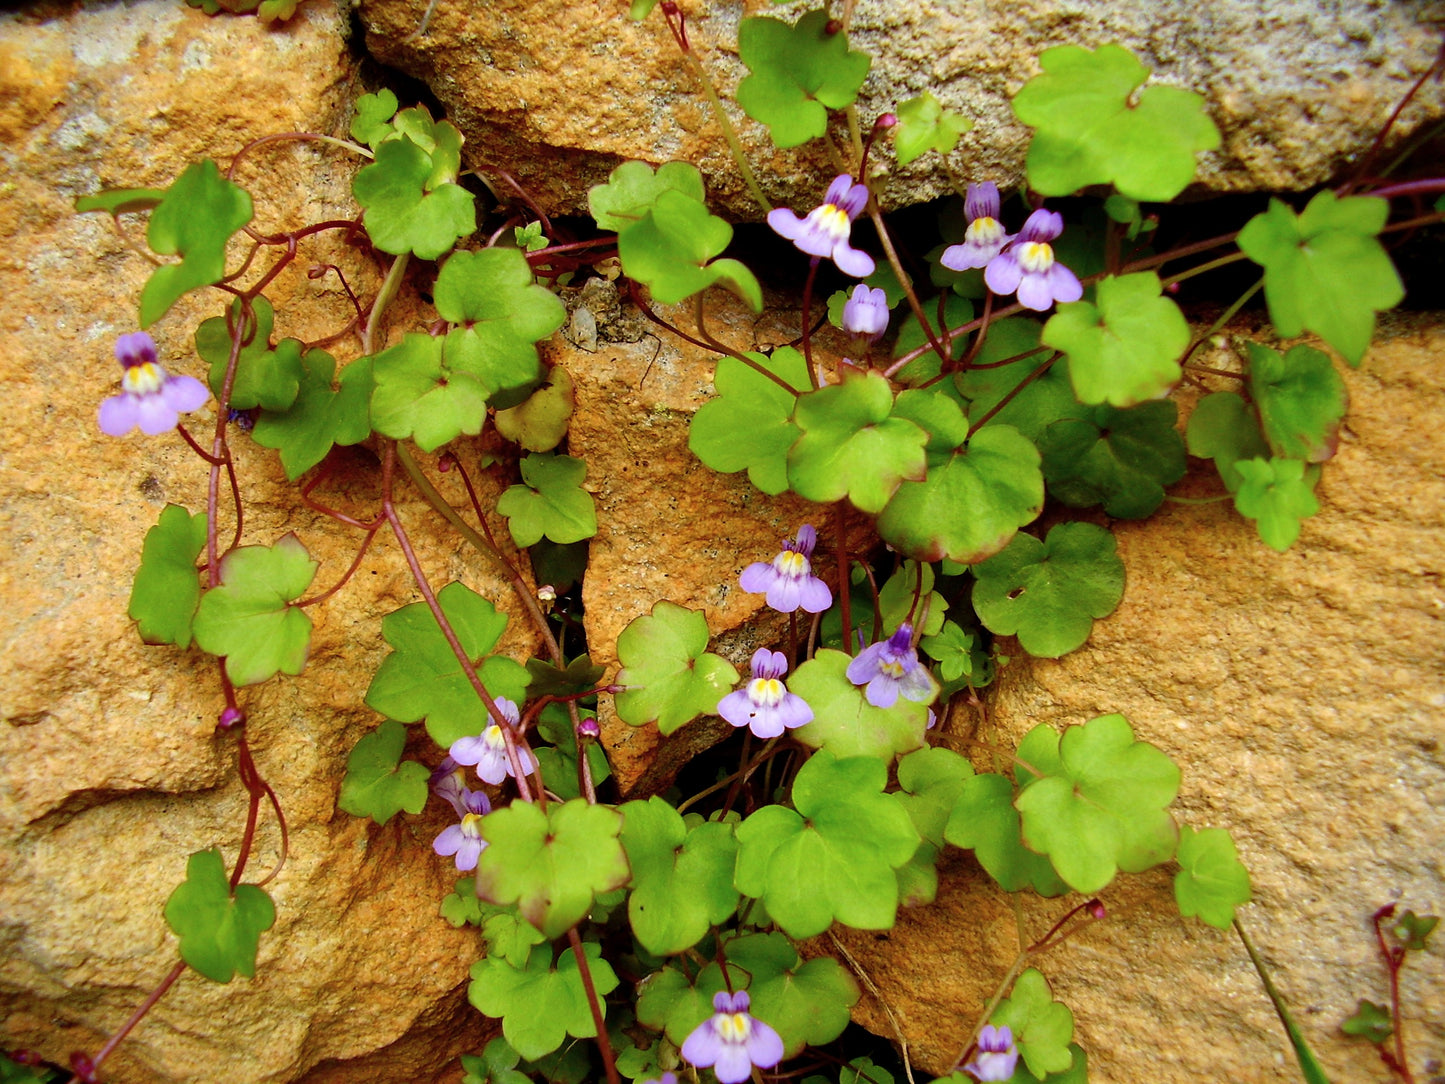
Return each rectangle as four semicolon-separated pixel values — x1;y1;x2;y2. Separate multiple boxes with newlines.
567;927;621;1084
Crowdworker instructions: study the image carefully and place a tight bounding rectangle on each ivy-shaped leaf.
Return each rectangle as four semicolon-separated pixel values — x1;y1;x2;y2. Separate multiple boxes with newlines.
1037;399;1186;518
875;558;947;637
494;366;575;453
496;453;598;547
350;89;399;149
1042;272;1189;407
992;969;1075;1079
689;347;807;496
352;137;476;260
163;849;275;983
369;332;489;453
620;798;739;955
1009;1044;1089;1084
734;751;920;937
1174;825;1252;929
1014;714;1181;893
1232;457;1320;551
944;772;1067;896
364;581;530;748
896;746;975;848
1246;342;1347;463
128;504;207;648
337;719;430;825
191;533;318;686
468;942;620;1060
1012;43;1220;201
251;353;373;480
893;91;972;166
972;522;1124;658
1341;1000;1394;1045
195;297;305;413
461;1038;533;1084
617;189;762;310
787;649;931;761
139;160;254;327
433;247;565;408
614;602;740;735
920;620;985;685
473;799;630;939
389;106;464;187
788;369;928;513
589;160;706;232
737;9;871;148
442;880;549;966
1236;190;1403;365
1185;391;1269;493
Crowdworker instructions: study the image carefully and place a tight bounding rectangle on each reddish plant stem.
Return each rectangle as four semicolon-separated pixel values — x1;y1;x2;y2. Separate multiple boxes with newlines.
1372;905;1416;1083
693;294;805;395
566;928;621;1084
966;353;1061;438
62;960;187;1084
294;526;381;608
1340;42;1445;196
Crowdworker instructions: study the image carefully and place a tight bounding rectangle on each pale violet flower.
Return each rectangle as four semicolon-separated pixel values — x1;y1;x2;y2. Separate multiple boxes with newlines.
842;283;889;343
718;649;813;739
680;990;784;1084
941;182;1014;271
432;788;492;872
845;622;938;708
984;208;1083;312
767;174;876;278
429;755;470;816
962;1024;1019;1082
739;524;832;614
448;697;537;785
99;331;210;436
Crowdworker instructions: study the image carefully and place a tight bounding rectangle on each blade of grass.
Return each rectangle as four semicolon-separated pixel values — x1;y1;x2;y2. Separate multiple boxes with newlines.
1235;919;1333;1084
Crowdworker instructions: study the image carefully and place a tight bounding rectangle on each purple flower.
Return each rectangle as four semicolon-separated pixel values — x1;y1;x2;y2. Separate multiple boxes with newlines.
432;788;492;871
448;697;537;786
767;174;876;278
718;649;813;739
842;284;889;343
680;990;784;1084
845;623;938;708
739;524;832;614
430;755;470;816
984;208;1083;312
941;182;1014;271
99;331;210;436
961;1024;1018;1082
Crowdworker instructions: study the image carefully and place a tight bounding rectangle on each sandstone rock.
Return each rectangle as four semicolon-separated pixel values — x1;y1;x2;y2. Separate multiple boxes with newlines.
357;0;1445;218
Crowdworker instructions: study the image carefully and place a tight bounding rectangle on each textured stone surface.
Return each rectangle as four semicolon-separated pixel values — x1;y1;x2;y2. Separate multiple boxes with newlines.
842;316;1445;1082
358;0;1445;217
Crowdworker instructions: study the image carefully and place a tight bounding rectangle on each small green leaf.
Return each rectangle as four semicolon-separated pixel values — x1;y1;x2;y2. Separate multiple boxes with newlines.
589;160;706;232
191;533;318;686
737;9;871;148
1014;714;1181;893
469;942;620;1060
1390;910;1439;952
473;799;630;939
944;772;1067;896
788;649;931;760
128;504;207;647
494;366;575;452
896;746;975;847
461;1038;533;1084
1232;457;1320;551
164;849;275;983
195;297;306;412
1012;43;1219;201
1237;191;1403;365
75;186;167;217
1037;400;1186;518
1174;825;1252;929
497;453;598;547
972;522;1124;658
893;91;972;166
688;347;807;495
876;558;947;637
620;797;739;955
618;189;762;310
1042;272;1189;407
369;331;489;452
337;719;430;825
920;620;981;684
352;137;476;260
1185;391;1270;493
364;581;529;748
1246;342;1347;463
614;602;740;735
251;353;373;480
139;160;254;327
1341;1000;1393;1045
992;969;1075;1079
350;89;399;149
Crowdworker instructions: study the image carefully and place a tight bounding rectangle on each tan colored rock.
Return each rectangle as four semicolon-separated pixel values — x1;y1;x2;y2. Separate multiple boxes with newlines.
357;0;1444;217
843;316;1445;1082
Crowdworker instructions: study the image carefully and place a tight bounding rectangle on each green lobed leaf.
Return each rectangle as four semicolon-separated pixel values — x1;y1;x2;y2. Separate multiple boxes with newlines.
1174;825;1252;929
893;91;972;166
251;353;373;480
139;160;254;327
1232;457;1320;551
1012;43;1220;201
195;297;305;413
875;558;947;637
617;189;762;310
1185;391;1269;493
688;347;807;495
468;942;620;1060
164;848;276;983
128;504;207;647
350;88;399;149
337;719;430;825
75;186;167;217
944;772;1067;895
352;137;476;260
1389;910;1439;952
1236;191;1403;365
992;968;1075;1079
363;581;530;748
896;746;975;848
736;9;871;148
1037;400;1186;518
614;601;740;735
620;797;739;955
589;160;706;232
389;106;464;187
734;751;920;937
920;620;983;685
496;453;598;547
461;1037;533;1084
1246;342;1347;463
441;880;549;965
1014;714;1181;893
1341;1000;1393;1045
972;522;1124;657
494;366;575;452
473;799;630;939
369;331;489;452
191;533;318;685
951;318;1065;441
787;649;931;760
1042;272;1189;407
